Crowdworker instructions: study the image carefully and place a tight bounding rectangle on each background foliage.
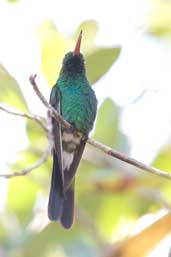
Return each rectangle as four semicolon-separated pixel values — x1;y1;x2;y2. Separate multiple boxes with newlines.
0;0;171;257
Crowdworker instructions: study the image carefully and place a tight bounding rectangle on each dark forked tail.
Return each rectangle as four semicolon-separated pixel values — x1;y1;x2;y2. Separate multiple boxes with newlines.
60;180;75;229
48;153;75;229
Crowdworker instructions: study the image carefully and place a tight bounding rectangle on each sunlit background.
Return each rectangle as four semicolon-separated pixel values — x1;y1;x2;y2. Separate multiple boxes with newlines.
0;0;171;256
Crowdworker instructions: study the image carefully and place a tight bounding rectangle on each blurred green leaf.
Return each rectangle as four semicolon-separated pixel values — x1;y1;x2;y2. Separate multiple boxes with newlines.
147;0;171;39
22;222;97;257
7;0;21;2
90;98;129;168
7;176;40;223
152;145;171;172
73;20;98;50
8;118;50;224
93;98;119;147
79;189;135;240
37;20;71;86
11;147;52;192
37;20;121;86
26;119;47;148
0;220;8;242
0;64;28;111
86;47;120;84
97;194;132;238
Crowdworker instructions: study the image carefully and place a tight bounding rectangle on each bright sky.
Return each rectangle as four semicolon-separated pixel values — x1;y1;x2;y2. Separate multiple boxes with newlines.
0;0;171;255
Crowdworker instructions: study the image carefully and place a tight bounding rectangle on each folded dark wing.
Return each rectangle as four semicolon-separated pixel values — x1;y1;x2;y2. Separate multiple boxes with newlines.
48;86;64;221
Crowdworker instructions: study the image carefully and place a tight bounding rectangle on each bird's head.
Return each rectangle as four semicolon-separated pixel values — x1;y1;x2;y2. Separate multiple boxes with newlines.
61;31;85;75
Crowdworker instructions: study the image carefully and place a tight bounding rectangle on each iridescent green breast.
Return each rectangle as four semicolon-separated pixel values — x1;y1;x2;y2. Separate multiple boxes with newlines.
57;77;97;134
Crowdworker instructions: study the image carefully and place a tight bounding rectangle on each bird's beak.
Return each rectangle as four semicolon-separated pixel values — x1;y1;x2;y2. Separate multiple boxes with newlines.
73;31;82;56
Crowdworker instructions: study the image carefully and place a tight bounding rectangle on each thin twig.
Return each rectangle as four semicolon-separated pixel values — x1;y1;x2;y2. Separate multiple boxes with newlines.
0;106;54;178
29;74;171;181
0;142;51;178
0;105;48;133
88;138;171;180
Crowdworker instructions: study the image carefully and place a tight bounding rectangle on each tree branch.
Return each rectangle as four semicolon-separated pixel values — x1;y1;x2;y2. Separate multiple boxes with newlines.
0;104;54;178
0;142;51;178
0;74;170;180
29;74;171;181
0;105;48;133
88;138;171;180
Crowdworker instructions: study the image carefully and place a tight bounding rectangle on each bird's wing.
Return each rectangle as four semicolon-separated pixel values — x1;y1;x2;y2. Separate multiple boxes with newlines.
48;86;64;221
50;86;63;178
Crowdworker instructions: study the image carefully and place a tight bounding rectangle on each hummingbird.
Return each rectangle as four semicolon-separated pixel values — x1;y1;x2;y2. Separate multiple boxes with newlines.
48;31;97;229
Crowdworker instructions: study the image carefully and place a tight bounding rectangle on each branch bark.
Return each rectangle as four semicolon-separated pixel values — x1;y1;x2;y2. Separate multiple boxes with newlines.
88;138;171;180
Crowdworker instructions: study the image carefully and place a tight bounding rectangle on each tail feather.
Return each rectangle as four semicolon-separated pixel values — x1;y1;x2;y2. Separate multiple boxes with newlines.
48;153;64;221
60;181;75;229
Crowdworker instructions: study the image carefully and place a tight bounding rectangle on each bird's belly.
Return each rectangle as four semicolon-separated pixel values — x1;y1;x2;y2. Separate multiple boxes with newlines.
62;130;83;171
62;151;74;171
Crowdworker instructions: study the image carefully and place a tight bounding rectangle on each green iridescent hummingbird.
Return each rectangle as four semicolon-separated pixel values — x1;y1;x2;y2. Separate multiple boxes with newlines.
48;31;97;229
